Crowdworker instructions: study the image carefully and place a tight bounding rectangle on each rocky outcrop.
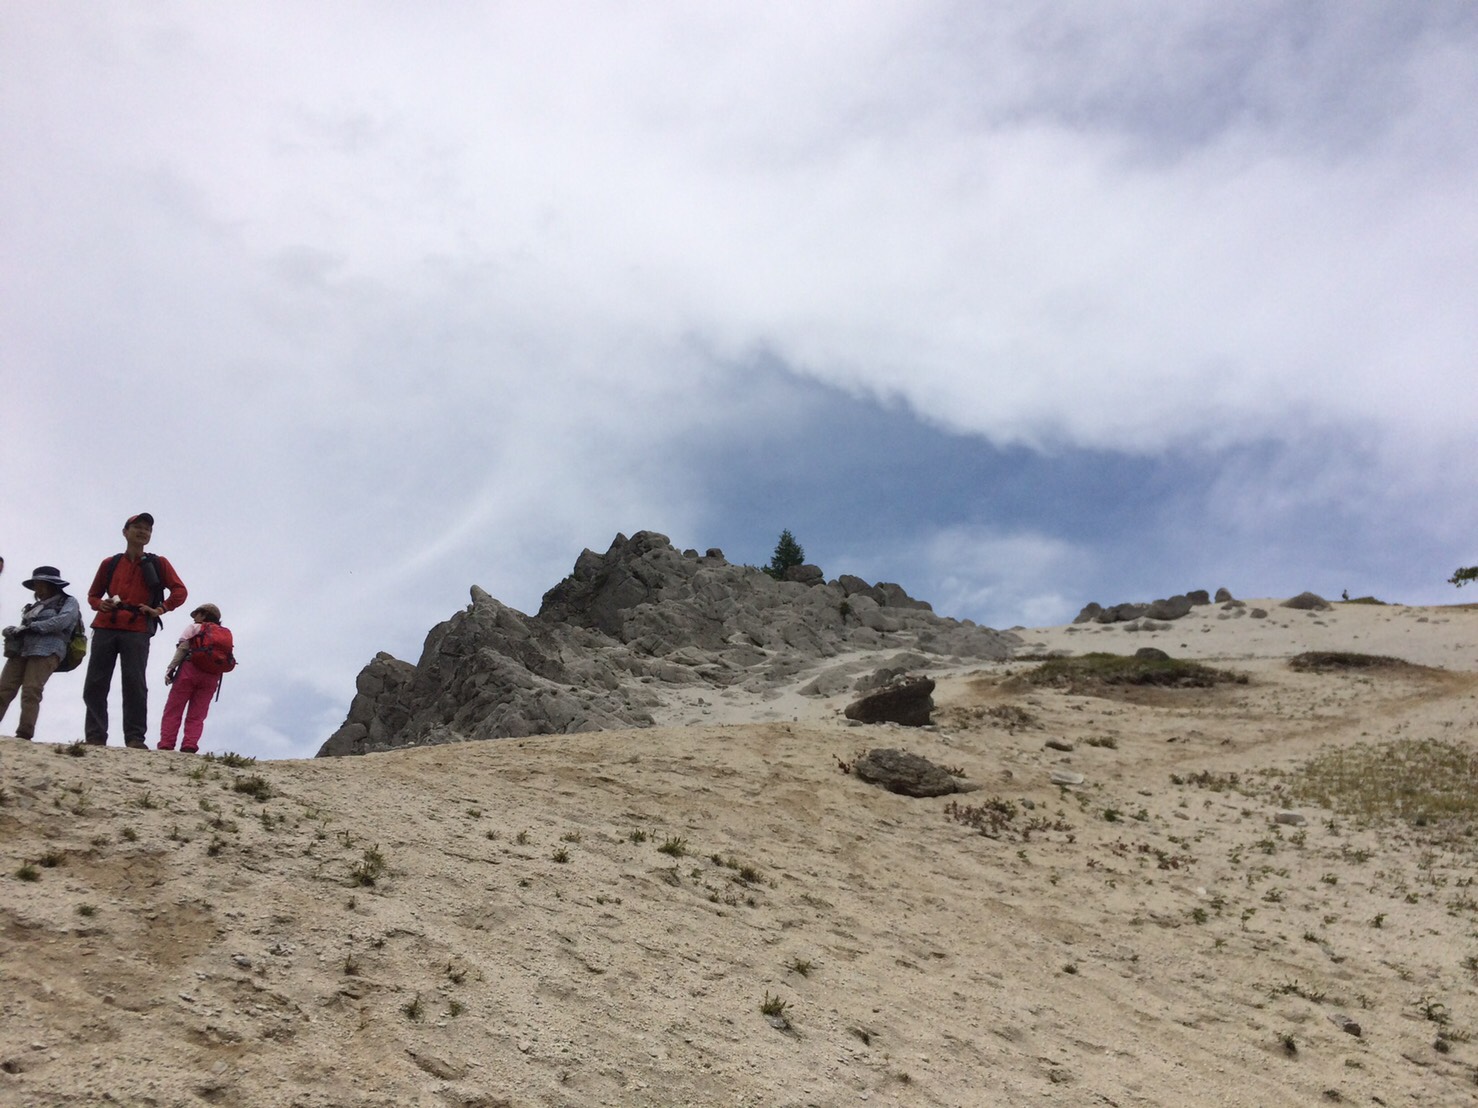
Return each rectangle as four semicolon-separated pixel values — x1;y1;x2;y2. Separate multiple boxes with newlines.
1074;590;1218;625
319;531;1017;757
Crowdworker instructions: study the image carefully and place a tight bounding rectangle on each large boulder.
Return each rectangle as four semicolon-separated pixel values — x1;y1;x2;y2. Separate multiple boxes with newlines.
843;675;936;727
850;748;959;797
1145;595;1193;621
1282;592;1332;611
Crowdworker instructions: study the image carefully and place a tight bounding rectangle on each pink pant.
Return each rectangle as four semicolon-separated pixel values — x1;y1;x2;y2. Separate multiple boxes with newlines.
158;660;219;752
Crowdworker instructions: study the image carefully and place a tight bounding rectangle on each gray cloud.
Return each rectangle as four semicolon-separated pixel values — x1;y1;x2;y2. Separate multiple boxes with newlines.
3;2;1474;757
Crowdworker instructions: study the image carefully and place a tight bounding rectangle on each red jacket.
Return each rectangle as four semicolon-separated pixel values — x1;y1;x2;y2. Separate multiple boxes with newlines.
88;553;188;633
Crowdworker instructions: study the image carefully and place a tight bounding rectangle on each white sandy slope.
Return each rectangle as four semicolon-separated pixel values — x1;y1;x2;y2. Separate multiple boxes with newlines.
2;598;1476;1106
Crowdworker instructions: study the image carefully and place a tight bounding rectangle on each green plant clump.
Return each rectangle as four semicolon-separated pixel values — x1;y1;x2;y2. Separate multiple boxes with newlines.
1288;651;1410;672
1026;652;1246;692
232;775;273;801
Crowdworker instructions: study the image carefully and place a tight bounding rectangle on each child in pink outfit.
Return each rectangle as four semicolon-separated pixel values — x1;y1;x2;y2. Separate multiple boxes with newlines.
158;603;225;753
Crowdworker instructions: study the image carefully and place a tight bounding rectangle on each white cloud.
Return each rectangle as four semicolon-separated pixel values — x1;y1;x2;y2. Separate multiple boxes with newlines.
3;2;1475;756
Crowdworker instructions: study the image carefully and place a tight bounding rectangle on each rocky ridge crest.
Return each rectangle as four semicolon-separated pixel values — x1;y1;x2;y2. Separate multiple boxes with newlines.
318;531;1019;756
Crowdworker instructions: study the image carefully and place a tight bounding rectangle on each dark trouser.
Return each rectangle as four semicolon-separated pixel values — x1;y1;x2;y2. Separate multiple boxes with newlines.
83;628;153;746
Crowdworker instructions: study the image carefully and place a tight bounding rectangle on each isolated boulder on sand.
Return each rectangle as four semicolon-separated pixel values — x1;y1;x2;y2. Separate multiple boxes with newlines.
1282;591;1332;611
851;748;959;797
844;675;936;727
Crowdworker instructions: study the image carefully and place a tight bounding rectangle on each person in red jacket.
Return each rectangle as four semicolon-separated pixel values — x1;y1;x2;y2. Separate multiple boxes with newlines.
83;514;188;748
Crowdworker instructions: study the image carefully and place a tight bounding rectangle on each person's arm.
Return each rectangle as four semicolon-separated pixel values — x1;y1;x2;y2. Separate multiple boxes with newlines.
164;642;190;684
148;556;188;617
25;598;78;636
88;560;113;613
164;622;198;684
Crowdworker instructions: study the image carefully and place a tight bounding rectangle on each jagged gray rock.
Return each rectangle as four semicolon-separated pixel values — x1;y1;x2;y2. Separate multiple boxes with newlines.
319;531;1017;756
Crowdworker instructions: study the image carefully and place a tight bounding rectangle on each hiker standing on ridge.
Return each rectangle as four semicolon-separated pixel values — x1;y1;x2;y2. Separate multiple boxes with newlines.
0;567;81;741
157;603;234;754
83;514;187;748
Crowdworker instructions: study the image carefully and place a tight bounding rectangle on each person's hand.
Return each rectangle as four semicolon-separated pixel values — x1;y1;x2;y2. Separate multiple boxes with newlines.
100;597;120;611
141;605;164;618
2;626;16;638
165;666;178;686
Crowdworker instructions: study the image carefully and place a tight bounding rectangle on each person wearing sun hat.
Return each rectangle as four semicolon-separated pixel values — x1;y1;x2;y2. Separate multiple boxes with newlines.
1;567;82;741
82;513;188;748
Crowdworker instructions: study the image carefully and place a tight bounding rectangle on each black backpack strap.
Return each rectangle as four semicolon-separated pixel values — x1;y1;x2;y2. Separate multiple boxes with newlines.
104;553;124;597
140;553;163;608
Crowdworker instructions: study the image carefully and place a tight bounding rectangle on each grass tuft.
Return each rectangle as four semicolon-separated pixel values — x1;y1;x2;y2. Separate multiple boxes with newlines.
351;845;387;887
232;775;273;801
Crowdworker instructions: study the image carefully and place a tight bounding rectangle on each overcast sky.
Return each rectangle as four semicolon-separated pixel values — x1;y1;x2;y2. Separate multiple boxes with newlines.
3;2;1475;759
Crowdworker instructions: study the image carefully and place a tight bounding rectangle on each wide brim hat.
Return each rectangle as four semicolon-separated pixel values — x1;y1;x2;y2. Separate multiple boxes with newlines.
22;566;69;590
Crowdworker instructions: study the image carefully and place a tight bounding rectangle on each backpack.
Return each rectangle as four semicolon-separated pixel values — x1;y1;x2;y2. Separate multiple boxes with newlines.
187;623;237;676
56;609;89;673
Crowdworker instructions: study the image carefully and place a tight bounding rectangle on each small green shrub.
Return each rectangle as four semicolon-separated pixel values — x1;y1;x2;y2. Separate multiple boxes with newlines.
233;775;273;801
351;845;387;887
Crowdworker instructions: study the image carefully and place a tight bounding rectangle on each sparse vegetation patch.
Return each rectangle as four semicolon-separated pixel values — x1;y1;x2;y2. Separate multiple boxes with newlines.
1279;739;1478;828
945;797;1073;843
1026;652;1246;693
1288;651;1411;672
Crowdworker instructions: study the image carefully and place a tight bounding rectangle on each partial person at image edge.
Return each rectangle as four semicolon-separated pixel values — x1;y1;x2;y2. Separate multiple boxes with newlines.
0;567;82;741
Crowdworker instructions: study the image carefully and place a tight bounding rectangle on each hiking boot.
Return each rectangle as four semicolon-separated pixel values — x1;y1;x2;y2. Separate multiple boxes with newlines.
85;738;107;746
181;746;199;754
124;740;148;749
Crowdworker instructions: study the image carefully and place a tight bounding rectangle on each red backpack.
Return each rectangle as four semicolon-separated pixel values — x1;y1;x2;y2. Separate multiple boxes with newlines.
188;622;237;676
